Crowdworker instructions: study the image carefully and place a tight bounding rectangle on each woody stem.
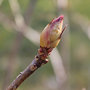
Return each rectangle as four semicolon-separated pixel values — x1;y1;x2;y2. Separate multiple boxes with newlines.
7;47;50;90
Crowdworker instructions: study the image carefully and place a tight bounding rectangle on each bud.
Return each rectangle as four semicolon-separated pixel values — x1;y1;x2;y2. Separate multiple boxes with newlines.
40;15;66;48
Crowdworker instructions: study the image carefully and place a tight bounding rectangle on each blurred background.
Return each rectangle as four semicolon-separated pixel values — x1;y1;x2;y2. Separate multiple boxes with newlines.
0;0;90;90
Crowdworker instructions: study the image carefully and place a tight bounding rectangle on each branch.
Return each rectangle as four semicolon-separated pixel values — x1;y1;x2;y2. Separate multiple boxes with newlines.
1;0;67;88
7;47;49;90
7;15;67;90
8;1;67;88
0;11;67;89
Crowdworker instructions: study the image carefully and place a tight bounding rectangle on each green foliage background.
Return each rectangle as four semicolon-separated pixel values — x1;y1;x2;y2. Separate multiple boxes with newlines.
0;0;90;90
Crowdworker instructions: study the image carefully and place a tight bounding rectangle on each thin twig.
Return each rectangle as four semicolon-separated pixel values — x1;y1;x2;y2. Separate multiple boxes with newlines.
7;47;51;90
8;1;67;89
0;11;67;86
0;11;67;89
1;0;67;89
6;2;67;88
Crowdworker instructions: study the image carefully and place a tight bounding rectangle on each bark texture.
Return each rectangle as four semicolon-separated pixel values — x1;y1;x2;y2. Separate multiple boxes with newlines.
7;47;52;90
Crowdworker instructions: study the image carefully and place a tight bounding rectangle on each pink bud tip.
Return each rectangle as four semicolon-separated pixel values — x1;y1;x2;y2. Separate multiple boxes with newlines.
59;15;64;19
52;15;64;24
56;15;64;21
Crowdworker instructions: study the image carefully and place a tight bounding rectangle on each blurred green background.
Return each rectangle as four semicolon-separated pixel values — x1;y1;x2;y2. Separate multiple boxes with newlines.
0;0;90;90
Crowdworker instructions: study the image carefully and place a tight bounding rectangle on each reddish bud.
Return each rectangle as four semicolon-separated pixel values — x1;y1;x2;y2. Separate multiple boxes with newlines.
40;15;66;48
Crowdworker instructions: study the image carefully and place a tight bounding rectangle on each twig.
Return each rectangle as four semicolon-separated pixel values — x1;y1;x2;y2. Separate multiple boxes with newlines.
0;11;67;89
1;0;67;88
7;14;67;90
8;1;67;89
0;11;67;88
7;47;51;90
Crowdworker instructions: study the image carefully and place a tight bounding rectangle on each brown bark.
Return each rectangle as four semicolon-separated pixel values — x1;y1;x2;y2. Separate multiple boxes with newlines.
7;47;52;90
